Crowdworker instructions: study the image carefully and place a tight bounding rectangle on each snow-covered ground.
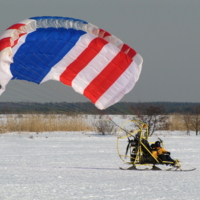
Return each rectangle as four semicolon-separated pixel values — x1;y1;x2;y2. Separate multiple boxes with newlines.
0;130;200;200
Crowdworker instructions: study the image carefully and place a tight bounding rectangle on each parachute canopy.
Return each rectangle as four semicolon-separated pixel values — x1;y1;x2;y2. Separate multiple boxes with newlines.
0;16;143;110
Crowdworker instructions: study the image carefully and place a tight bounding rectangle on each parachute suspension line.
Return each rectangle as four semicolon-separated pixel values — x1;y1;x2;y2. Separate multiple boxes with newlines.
5;72;92;114
107;117;132;137
8;80;57;102
44;82;93;114
7;57;59;103
3;80;89;113
1;82;90;114
9;46;94;111
13;55;48;79
12;49;86;104
3;82;38;102
7;54;87;110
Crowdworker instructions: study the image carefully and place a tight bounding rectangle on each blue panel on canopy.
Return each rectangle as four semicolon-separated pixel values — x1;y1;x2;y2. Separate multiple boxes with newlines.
11;28;86;84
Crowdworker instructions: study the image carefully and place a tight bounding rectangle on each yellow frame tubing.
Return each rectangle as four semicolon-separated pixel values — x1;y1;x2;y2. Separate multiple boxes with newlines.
117;119;149;164
140;141;160;163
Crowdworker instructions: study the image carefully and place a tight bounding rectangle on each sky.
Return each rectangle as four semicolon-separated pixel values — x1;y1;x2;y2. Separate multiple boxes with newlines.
0;0;200;104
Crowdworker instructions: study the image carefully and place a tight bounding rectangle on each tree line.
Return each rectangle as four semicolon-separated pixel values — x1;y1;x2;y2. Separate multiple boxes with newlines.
0;101;200;114
1;101;200;135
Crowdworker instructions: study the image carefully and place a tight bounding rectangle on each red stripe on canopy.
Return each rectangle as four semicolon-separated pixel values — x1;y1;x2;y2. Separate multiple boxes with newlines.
60;37;108;86
83;51;133;103
0;37;11;51
6;24;25;30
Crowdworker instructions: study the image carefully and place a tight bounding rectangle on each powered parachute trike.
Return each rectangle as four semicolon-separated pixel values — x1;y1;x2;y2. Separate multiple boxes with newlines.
113;119;194;171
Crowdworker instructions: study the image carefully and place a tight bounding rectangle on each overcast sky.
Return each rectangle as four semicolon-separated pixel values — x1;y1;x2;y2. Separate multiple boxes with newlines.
0;0;200;104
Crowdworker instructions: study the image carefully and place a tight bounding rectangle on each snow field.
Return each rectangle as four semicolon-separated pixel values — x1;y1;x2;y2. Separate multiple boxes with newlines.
0;131;200;200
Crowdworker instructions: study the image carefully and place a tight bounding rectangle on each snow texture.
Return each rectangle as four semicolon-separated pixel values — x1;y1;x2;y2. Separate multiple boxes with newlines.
0;130;200;200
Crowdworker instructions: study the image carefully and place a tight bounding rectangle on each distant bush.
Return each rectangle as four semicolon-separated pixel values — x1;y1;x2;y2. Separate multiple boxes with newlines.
93;119;115;135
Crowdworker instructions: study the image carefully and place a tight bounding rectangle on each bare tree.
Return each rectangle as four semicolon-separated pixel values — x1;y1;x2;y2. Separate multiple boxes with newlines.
182;113;191;135
93;119;115;135
131;105;169;136
190;106;200;136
